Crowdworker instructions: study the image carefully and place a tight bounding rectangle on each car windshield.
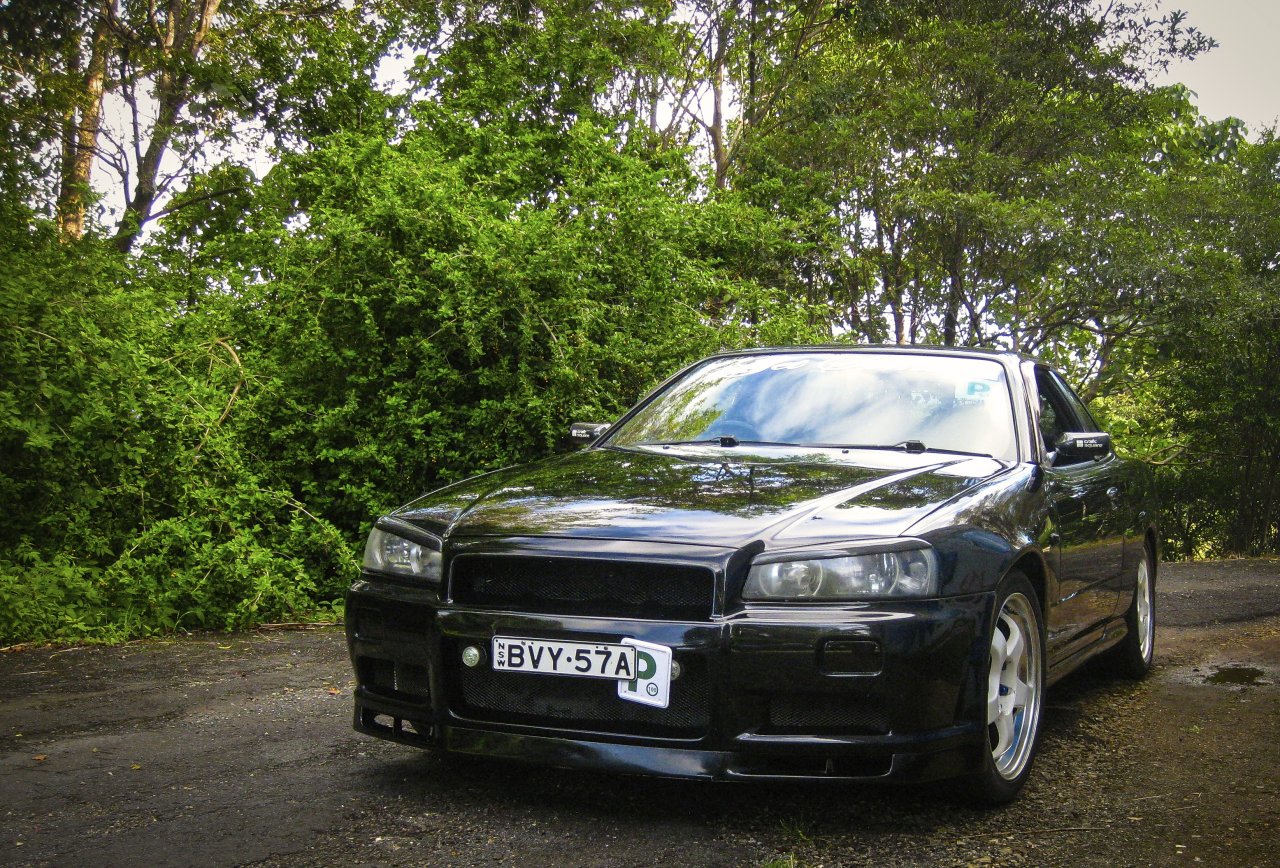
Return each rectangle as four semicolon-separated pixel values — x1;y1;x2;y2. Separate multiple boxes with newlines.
606;352;1017;459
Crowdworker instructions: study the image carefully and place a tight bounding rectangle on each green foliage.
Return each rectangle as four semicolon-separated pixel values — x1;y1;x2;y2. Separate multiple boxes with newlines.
0;234;356;643
0;111;820;644
1089;136;1280;558
2;1;1279;643
177;118;822;528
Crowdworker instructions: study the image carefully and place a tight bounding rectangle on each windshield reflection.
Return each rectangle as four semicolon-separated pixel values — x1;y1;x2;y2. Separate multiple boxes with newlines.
608;353;1016;460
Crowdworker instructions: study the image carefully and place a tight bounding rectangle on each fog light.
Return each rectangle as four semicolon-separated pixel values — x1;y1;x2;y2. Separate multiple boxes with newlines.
461;645;483;668
670;660;682;681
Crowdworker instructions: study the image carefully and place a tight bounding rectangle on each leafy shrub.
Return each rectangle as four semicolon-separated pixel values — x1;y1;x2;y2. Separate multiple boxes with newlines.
0;120;821;644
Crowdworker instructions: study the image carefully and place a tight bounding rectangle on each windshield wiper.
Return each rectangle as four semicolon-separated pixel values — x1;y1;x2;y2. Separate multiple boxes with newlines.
622;438;987;456
634;436;799;448
892;440;993;458
809;441;994;458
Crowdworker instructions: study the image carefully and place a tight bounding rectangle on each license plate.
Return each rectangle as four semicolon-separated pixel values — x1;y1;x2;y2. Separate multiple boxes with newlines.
492;637;638;681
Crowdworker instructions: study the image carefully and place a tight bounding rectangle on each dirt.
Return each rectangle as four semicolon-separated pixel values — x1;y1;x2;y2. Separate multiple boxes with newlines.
1;559;1277;867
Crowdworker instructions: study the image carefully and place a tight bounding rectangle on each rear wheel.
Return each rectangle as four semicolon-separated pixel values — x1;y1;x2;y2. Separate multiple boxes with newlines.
964;572;1045;805
1107;545;1156;679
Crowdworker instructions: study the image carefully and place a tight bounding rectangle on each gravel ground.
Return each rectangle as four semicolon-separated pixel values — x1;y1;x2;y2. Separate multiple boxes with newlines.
1;559;1277;867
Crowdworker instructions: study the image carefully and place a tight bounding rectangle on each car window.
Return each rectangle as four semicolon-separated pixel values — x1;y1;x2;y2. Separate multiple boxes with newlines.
1038;388;1066;451
1035;367;1098;464
1047;369;1100;432
608;353;1018;459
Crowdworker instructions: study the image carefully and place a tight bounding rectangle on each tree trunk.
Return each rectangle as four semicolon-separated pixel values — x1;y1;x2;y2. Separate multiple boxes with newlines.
114;0;222;252
709;15;729;190
907;264;924;345
115;81;184;252
942;223;967;346
56;2;113;241
943;261;963;346
1080;331;1115;403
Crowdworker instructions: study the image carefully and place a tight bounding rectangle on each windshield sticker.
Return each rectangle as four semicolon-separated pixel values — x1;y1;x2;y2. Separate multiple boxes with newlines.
956;379;999;403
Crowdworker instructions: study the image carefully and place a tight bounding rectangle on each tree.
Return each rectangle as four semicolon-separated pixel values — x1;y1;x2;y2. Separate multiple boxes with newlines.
730;0;1217;359
0;0;413;248
1094;133;1280;557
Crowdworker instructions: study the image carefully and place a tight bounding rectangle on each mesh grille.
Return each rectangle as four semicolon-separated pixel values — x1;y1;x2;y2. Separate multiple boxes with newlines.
358;657;430;705
767;694;888;734
450;556;715;621
455;656;710;736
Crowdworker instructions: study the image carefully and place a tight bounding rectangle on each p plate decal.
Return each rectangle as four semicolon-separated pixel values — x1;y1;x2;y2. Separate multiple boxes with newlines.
617;638;672;709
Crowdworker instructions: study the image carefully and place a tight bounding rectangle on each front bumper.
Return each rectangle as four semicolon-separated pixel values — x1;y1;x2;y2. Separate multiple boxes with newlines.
345;577;994;783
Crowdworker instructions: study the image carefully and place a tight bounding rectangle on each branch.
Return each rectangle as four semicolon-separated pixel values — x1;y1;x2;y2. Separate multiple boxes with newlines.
147;186;245;223
121;65;144;170
95;123;132;188
157;140;205;198
192;337;244;460
102;0;140;45
1142;443;1188;466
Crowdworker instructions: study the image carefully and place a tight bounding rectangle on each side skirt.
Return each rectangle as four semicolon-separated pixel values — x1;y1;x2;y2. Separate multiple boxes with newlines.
1046;619;1127;687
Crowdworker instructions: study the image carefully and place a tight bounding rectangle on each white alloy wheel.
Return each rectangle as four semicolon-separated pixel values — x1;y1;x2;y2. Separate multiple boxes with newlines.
1109;545;1157;679
1135;556;1154;664
987;591;1043;781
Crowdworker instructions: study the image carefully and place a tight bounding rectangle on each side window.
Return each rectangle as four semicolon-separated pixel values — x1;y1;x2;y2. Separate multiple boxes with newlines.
1047;370;1100;432
1035;369;1073;453
1034;367;1098;465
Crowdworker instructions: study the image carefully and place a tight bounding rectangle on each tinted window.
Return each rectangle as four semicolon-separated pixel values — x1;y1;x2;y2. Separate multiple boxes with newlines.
1048;369;1100;432
1035;367;1102;464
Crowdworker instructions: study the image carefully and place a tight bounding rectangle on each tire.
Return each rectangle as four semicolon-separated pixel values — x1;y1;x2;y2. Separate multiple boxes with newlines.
963;572;1046;805
1107;544;1156;680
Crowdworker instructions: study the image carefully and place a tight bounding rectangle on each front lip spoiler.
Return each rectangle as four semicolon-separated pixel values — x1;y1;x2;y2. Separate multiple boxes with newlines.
436;723;984;783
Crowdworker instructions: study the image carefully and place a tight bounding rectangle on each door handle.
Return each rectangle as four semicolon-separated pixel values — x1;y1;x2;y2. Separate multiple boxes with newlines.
1106;487;1120;500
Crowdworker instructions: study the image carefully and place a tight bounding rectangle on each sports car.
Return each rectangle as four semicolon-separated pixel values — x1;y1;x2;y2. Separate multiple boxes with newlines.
345;346;1158;802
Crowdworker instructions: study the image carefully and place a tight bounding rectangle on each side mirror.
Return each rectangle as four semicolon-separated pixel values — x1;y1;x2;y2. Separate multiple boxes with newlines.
1054;431;1111;463
569;422;611;446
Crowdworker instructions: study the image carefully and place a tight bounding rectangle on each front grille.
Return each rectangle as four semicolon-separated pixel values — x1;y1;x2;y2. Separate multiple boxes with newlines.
349;602;431;644
767;694;888;735
455;655;711;736
358;657;431;705
450;555;716;621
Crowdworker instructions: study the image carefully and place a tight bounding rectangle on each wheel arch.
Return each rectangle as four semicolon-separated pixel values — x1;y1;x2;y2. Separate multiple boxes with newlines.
1006;549;1048;613
1144;527;1159;584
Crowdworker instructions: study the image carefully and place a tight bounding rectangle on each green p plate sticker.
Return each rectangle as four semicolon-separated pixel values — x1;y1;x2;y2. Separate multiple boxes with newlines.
617;638;672;708
956;379;998;403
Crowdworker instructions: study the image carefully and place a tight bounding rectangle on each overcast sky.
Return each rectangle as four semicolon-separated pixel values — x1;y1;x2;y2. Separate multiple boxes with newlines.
1153;0;1280;136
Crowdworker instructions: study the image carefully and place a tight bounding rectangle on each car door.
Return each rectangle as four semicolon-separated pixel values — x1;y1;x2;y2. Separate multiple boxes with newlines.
1034;367;1126;662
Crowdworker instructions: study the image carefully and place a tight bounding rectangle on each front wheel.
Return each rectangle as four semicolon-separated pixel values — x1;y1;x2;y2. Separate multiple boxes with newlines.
964;572;1045;805
1107;545;1156;679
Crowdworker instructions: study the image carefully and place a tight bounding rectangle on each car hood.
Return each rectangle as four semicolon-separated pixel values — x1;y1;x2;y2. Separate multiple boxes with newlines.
395;445;1010;549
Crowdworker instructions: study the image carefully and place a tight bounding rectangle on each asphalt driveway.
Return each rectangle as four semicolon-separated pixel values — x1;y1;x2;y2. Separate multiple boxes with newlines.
2;559;1277;867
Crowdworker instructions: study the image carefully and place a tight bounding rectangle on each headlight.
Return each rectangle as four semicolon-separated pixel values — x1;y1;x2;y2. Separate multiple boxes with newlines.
362;526;442;584
743;547;938;601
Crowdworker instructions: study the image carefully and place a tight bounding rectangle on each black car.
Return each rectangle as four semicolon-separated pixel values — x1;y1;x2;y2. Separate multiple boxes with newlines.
345;346;1158;803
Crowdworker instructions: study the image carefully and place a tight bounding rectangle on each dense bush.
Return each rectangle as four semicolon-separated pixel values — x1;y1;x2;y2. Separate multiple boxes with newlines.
0;121;822;644
0;232;356;641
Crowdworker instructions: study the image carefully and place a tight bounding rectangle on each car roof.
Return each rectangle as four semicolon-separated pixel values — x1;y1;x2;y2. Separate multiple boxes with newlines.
705;344;1034;365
